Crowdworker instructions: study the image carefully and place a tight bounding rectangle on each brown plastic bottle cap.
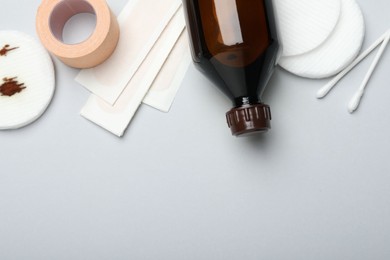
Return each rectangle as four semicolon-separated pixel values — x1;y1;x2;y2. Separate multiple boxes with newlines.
226;103;271;136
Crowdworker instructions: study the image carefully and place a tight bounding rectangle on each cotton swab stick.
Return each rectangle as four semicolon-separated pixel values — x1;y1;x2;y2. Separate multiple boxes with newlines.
348;32;390;113
317;29;390;99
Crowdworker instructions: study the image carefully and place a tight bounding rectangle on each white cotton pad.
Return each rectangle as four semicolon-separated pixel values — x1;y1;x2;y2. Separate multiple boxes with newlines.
274;0;341;57
278;0;365;79
0;31;55;130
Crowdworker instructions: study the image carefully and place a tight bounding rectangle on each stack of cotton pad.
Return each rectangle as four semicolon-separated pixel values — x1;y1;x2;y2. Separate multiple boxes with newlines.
0;31;55;129
275;0;365;79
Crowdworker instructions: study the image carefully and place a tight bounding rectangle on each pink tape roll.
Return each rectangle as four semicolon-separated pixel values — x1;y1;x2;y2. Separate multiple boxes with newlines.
36;0;120;68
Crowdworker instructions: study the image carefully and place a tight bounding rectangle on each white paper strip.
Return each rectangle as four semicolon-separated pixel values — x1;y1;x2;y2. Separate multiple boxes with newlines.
76;0;182;105
143;31;191;112
80;8;185;137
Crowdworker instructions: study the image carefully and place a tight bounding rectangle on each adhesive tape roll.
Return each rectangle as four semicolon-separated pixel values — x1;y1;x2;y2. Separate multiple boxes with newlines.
36;0;120;69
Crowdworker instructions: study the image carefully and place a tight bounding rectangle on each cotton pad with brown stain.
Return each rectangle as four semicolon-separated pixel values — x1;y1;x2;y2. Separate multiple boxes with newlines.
0;44;18;56
0;77;26;96
0;31;55;130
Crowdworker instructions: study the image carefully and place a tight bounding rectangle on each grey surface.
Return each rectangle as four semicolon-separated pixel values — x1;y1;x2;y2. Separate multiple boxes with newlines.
1;0;390;259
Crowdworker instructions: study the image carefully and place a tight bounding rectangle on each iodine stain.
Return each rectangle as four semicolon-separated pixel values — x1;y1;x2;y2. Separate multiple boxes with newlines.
0;77;26;96
0;44;19;56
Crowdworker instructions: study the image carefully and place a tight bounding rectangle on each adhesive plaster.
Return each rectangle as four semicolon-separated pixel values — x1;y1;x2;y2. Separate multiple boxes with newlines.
80;8;186;137
76;0;182;105
143;31;191;113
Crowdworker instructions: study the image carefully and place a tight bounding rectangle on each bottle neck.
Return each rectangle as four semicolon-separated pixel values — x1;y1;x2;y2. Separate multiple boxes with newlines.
234;96;261;107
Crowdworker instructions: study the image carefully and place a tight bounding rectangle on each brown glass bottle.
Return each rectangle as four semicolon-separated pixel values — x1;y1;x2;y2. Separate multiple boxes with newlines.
182;0;281;136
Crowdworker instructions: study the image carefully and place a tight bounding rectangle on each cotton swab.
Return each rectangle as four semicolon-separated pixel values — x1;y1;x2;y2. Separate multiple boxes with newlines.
317;29;390;99
348;32;390;113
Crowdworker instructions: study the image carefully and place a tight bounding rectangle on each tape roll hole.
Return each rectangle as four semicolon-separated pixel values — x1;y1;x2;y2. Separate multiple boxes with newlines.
50;0;97;45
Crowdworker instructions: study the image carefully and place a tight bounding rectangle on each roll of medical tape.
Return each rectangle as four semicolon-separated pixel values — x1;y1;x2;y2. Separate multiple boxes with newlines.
36;0;120;69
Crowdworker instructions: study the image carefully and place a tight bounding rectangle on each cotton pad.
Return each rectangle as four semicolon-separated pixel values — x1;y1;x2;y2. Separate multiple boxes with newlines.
278;0;365;79
0;31;55;130
274;0;341;57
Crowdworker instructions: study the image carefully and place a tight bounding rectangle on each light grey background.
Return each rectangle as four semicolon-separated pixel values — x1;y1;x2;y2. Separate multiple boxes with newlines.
1;0;389;259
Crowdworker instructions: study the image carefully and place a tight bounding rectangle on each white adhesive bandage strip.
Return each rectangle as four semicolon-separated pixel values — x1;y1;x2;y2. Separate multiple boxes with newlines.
317;30;390;98
80;8;185;137
76;0;182;105
143;31;191;112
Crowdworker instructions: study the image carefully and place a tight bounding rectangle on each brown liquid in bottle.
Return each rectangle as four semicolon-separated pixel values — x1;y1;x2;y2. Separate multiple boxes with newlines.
183;0;281;136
